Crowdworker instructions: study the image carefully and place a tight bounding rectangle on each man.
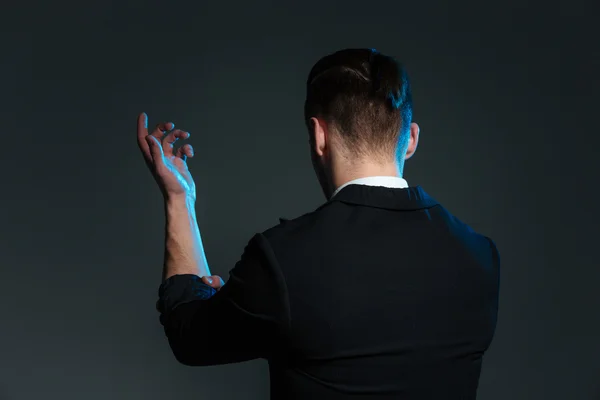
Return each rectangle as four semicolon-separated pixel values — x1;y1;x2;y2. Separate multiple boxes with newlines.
137;48;500;399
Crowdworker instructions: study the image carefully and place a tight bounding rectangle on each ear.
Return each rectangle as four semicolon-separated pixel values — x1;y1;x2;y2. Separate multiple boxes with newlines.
404;122;420;160
309;117;328;157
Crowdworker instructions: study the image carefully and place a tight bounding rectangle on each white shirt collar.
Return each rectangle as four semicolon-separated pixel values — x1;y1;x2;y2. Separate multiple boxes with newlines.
331;176;409;198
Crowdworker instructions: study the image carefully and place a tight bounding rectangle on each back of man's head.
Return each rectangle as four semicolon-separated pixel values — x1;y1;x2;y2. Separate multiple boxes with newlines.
304;48;413;163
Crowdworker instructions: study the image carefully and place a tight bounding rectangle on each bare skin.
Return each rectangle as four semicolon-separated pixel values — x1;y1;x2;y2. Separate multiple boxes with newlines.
136;112;224;290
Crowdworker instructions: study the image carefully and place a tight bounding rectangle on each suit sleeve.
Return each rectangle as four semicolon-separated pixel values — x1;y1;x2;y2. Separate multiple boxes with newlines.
157;233;290;366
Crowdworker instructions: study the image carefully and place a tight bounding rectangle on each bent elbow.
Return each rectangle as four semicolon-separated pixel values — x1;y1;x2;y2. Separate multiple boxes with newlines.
171;348;200;366
167;336;205;366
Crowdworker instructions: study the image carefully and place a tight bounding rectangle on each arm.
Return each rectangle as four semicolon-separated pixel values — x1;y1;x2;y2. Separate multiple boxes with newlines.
157;233;291;366
135;114;289;365
162;194;210;280
136;112;211;281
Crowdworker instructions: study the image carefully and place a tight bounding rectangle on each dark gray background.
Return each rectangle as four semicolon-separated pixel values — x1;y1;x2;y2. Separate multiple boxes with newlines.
1;1;598;399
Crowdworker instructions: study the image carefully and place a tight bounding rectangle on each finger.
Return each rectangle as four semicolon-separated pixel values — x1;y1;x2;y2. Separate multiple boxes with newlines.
202;275;225;290
163;129;190;156
145;135;165;167
137;115;175;164
137;113;152;163
151;122;175;141
137;112;149;137
176;143;194;160
201;275;218;287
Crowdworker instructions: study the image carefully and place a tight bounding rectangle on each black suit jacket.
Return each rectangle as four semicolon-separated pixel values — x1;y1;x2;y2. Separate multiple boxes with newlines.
157;185;500;399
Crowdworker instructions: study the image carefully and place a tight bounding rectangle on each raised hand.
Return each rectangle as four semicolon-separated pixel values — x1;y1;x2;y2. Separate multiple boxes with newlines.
137;113;196;200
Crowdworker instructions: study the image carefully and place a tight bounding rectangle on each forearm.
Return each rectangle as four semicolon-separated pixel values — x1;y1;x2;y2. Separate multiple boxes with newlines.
162;194;211;281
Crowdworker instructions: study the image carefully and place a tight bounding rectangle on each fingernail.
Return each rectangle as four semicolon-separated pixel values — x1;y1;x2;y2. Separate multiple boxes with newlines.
206;278;213;284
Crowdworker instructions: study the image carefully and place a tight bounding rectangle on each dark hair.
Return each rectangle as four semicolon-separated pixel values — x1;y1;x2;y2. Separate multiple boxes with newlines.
304;48;413;161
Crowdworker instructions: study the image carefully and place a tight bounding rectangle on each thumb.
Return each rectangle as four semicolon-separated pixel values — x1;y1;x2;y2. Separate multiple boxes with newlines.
202;275;226;290
145;135;165;164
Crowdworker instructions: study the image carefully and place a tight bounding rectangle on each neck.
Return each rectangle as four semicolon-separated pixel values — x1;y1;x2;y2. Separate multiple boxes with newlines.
329;159;403;195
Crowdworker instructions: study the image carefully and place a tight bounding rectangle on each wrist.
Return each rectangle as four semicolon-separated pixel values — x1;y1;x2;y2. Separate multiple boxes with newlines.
165;193;196;211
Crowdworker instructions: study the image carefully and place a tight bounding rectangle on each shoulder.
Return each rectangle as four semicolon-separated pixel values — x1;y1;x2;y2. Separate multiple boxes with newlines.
430;203;500;263
260;201;336;243
484;235;500;267
246;202;341;269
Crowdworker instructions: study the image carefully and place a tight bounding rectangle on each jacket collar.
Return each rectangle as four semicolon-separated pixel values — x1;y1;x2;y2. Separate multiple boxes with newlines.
329;184;438;211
